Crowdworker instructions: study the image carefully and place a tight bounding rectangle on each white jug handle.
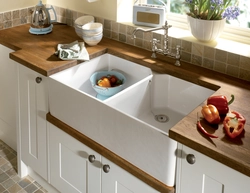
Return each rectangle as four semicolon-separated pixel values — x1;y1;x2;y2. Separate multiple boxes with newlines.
47;5;57;23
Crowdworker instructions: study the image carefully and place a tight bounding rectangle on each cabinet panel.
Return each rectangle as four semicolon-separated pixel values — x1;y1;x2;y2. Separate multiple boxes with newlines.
18;65;48;180
102;157;159;193
176;145;250;193
0;45;17;151
48;123;101;193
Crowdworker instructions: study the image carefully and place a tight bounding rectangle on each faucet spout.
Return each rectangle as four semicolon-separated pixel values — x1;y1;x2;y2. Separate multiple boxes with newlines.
132;26;165;39
131;21;181;66
132;21;171;39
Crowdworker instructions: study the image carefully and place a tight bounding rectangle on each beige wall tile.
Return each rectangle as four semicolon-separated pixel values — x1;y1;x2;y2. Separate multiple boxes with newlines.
0;13;3;23
181;51;191;63
59;7;66;17
4;12;11;21
111;21;118;33
12;19;21;27
4;21;12;28
239;68;250;81
12;10;19;20
227;53;240;66
181;40;192;53
20;9;28;24
240;55;250;70
203;58;214;70
192;55;202;66
65;9;72;19
126;35;134;45
143;40;152;51
204;46;215;59
103;29;111;38
226;65;239;77
171;37;181;50
192;43;203;57
126;25;135;36
119;23;126;34
134;38;143;47
215;49;227;63
143;32;152;41
111;31;118;40
133;30;143;39
214;61;226;73
118;33;126;43
104;19;111;30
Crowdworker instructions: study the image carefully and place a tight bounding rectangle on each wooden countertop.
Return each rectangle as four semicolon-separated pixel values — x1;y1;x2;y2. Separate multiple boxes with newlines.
1;23;250;191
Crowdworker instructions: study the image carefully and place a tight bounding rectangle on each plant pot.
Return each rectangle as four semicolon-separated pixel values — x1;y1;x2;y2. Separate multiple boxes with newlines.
187;15;226;42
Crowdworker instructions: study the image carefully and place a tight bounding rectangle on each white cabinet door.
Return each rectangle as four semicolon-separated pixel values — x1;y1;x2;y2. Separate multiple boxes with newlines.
176;144;250;193
18;65;48;180
48;123;102;193
0;45;17;151
101;157;160;193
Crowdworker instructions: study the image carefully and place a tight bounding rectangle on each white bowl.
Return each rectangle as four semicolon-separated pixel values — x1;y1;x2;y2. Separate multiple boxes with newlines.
83;33;103;46
74;15;94;26
74;26;83;37
82;22;103;36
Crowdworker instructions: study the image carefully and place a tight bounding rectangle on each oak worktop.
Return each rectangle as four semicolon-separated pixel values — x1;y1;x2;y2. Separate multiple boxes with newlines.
1;23;250;191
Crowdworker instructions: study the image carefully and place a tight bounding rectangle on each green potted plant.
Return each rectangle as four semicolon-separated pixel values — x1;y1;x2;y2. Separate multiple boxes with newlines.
185;0;240;41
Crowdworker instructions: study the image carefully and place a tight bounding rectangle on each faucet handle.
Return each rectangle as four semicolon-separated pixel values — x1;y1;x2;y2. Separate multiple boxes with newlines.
151;38;160;45
151;38;160;52
175;44;181;66
176;45;181;52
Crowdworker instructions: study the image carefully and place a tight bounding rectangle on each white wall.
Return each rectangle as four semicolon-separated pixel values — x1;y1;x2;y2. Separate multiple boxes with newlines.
47;0;117;21
0;0;134;22
0;0;39;12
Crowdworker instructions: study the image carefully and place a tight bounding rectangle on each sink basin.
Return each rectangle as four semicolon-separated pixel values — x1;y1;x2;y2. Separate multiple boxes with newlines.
106;73;215;134
49;53;152;101
48;54;215;187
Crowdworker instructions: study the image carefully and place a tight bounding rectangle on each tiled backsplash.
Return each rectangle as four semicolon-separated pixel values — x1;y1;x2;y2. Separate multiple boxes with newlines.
0;5;249;82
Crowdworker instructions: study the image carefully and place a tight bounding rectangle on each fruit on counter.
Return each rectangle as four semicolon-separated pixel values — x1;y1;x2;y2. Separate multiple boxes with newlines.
207;94;234;115
197;113;218;138
201;104;221;124
223;111;246;139
97;74;123;87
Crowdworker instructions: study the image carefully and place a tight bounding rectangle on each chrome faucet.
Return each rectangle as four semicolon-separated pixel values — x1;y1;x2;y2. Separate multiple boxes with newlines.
132;21;181;66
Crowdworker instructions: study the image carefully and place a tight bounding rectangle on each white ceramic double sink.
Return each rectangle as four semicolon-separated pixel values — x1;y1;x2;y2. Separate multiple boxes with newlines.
48;53;215;187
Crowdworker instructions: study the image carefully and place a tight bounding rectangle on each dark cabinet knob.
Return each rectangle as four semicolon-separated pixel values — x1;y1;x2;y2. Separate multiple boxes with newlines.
103;164;110;173
88;155;96;163
36;77;42;83
186;154;196;164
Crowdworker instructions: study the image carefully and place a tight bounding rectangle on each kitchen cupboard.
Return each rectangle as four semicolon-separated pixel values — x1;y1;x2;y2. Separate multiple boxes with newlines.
49;122;102;193
18;64;48;180
0;45;17;151
176;144;250;193
48;122;160;193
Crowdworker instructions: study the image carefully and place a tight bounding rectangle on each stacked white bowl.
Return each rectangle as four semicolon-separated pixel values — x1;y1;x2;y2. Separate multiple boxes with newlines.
82;22;103;46
74;15;95;38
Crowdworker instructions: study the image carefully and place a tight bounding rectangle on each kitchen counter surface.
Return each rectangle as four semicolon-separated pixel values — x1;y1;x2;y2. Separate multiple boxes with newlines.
1;23;250;191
